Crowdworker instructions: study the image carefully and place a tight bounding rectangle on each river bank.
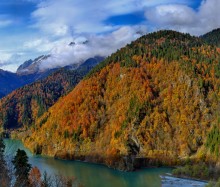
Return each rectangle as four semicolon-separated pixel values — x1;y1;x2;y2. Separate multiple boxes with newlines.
4;138;213;187
4;138;173;187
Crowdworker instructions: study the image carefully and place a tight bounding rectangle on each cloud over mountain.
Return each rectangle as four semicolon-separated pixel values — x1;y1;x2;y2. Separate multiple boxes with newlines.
39;26;147;70
0;0;220;71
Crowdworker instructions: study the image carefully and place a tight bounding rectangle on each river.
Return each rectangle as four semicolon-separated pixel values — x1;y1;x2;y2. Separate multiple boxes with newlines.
3;139;207;187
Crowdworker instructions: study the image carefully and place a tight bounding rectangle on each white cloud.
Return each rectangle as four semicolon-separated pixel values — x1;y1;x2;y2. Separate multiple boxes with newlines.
2;0;220;73
39;25;147;70
30;0;191;36
25;0;192;71
17;0;219;72
31;0;108;36
0;31;46;72
23;38;54;52
0;52;12;64
145;0;220;35
145;5;196;26
0;51;27;72
197;0;220;34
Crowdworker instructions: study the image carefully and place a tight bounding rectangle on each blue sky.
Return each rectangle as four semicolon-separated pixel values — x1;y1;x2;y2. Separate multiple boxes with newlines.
0;0;219;72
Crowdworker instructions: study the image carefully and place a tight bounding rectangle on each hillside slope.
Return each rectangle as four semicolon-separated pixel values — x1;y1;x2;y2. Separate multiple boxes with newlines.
0;58;102;130
0;66;61;99
0;56;103;99
201;28;220;47
23;30;220;170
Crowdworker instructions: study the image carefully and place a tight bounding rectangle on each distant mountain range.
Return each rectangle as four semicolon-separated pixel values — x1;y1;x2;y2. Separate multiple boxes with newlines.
0;69;28;97
1;27;219;99
0;54;104;98
16;55;51;75
0;56;103;130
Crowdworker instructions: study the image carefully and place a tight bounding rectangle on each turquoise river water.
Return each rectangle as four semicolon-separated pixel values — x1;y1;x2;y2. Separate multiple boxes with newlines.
4;139;173;187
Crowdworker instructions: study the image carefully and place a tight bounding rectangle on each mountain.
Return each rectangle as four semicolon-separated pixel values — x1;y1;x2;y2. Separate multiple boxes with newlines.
0;69;27;98
0;67;61;99
0;54;104;99
201;28;220;47
20;30;220;171
17;55;54;75
16;55;70;88
0;57;56;98
17;59;36;74
0;56;103;130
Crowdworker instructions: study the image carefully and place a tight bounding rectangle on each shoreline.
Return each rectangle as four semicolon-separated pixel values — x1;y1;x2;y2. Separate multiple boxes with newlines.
4;137;214;187
4;137;216;183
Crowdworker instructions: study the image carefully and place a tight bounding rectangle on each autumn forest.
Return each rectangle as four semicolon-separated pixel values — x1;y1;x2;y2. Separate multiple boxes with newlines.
1;29;220;185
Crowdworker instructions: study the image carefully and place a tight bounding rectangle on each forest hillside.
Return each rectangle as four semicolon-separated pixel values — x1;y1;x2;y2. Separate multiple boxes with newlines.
22;30;220;170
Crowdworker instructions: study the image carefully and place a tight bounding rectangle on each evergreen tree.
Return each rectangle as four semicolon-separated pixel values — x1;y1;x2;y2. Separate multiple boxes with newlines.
12;149;31;187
